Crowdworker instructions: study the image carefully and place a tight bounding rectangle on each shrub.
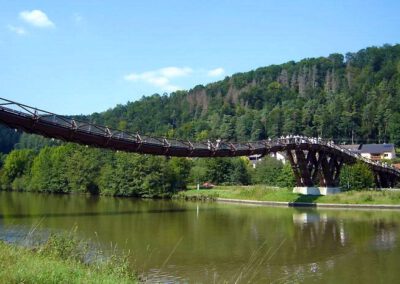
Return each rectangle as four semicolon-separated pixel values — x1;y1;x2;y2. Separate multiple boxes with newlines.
340;162;375;191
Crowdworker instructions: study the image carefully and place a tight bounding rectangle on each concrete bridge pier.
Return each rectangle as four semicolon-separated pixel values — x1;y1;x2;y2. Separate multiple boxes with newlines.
293;186;341;195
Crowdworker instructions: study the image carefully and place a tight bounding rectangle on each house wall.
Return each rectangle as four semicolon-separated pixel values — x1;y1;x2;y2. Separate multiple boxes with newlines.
249;152;287;169
383;150;396;159
361;153;371;159
271;152;286;164
361;151;396;160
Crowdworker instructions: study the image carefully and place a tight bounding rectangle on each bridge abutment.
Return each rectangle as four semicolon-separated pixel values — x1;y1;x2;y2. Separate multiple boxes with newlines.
293;187;320;195
293;187;341;196
318;187;341;195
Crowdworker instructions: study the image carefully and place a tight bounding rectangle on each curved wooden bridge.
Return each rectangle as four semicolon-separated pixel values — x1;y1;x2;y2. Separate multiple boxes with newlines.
1;97;399;189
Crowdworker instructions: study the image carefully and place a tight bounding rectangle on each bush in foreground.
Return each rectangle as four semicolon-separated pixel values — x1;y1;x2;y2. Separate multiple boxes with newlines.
0;233;137;284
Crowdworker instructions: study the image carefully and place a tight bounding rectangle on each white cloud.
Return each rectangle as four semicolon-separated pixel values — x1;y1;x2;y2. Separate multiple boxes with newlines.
124;66;226;92
159;67;192;78
207;67;225;77
7;25;26;35
19;10;55;28
124;66;193;92
147;76;169;87
163;84;181;92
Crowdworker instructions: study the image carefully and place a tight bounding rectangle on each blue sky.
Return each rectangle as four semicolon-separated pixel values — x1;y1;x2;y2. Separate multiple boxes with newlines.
1;0;400;114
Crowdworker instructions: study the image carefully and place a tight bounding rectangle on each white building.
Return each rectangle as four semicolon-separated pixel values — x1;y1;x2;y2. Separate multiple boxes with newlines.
341;144;396;161
248;152;286;168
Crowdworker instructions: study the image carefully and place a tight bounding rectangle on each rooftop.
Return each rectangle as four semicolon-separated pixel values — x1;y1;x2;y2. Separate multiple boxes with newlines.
341;144;395;154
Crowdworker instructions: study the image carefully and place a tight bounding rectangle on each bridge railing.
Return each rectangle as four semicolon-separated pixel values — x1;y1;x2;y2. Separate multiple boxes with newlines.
1;97;399;176
307;136;398;173
269;136;399;174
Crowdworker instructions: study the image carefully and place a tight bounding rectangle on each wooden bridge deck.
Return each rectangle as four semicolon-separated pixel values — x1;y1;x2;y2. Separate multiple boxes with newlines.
1;97;399;188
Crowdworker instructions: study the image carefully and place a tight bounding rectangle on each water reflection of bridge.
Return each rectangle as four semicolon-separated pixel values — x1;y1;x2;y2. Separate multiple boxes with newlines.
1;97;399;192
292;210;399;252
293;211;347;249
285;210;400;282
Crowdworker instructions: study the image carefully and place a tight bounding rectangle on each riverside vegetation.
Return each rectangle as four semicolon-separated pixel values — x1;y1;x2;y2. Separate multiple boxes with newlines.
0;143;395;200
0;232;137;283
0;145;292;196
175;186;400;205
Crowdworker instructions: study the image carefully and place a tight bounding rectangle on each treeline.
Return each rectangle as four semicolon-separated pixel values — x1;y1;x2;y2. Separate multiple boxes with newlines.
0;144;294;196
0;145;189;197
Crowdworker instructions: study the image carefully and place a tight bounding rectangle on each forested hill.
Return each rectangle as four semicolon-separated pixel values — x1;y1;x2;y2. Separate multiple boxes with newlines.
2;44;400;153
87;44;400;145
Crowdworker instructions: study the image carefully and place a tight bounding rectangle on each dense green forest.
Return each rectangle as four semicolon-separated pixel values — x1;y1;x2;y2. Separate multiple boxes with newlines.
1;44;399;195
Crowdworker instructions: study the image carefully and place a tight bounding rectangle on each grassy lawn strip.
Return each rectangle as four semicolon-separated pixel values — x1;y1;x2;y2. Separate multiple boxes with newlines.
175;185;400;205
0;235;138;284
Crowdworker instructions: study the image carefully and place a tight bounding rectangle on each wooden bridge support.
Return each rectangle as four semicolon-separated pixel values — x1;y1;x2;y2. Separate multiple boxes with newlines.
374;172;399;188
287;148;399;193
287;149;343;194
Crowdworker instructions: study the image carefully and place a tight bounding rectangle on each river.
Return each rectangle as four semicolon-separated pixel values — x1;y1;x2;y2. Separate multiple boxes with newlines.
1;191;400;283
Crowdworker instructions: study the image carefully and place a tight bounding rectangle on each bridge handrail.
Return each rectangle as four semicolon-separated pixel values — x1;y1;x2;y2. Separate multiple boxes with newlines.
1;97;399;176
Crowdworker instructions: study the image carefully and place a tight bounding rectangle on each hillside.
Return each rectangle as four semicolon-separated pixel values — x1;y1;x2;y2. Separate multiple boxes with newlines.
2;44;400;153
82;44;400;145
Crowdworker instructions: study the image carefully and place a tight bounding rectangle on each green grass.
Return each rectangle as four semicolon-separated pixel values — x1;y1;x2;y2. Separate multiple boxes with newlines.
175;185;400;205
0;233;138;284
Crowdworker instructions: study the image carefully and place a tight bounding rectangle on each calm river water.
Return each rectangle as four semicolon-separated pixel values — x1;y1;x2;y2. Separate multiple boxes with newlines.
1;191;400;283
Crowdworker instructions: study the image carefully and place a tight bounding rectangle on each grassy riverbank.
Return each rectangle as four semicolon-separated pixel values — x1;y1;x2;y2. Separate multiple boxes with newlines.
175;185;400;205
0;234;138;284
